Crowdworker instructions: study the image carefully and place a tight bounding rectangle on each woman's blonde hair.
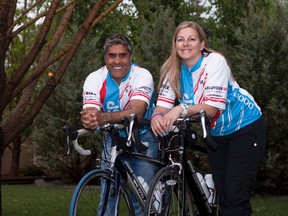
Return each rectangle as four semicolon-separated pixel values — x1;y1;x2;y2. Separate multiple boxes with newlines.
158;21;210;98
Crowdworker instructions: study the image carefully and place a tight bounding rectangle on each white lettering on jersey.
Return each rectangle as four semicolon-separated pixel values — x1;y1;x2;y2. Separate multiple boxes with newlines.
233;92;254;109
106;101;119;111
182;93;193;104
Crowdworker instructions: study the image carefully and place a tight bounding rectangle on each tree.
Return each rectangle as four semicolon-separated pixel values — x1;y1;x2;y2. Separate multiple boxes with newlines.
231;3;288;194
0;0;123;214
30;0;144;181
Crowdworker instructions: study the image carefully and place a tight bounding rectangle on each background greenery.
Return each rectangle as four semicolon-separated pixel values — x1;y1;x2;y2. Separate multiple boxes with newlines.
30;0;288;195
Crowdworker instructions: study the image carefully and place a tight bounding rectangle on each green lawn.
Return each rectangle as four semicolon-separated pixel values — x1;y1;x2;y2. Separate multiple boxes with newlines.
2;184;288;215
3;184;74;216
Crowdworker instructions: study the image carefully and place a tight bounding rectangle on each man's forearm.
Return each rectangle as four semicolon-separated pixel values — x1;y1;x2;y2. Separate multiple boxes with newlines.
101;110;132;124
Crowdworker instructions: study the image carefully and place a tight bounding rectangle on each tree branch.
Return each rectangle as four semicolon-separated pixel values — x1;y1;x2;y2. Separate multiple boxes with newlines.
9;0;121;100
10;0;79;37
2;0;113;146
2;0;60;111
9;0;45;32
91;0;123;29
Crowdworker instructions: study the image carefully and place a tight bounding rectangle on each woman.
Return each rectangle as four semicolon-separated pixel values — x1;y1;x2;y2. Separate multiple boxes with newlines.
151;21;266;216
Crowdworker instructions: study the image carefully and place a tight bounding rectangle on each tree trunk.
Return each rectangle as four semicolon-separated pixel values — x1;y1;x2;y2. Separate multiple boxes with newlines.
0;127;4;216
0;1;123;215
9;136;21;177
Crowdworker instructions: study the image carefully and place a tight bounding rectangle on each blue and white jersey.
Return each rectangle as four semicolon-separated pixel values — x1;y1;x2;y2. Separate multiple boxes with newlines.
157;52;262;136
83;63;155;136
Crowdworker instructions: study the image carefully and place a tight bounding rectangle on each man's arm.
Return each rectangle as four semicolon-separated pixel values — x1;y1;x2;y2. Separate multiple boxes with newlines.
97;99;147;124
81;100;148;129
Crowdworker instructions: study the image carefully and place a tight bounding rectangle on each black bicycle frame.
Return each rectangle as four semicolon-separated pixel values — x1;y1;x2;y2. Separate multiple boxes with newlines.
109;152;166;215
176;120;213;216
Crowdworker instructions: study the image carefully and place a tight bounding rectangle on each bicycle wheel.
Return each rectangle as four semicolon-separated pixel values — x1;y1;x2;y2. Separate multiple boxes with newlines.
144;166;197;216
70;169;134;216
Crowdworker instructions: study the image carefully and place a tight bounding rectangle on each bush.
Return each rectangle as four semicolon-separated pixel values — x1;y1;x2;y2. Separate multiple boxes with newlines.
18;166;45;176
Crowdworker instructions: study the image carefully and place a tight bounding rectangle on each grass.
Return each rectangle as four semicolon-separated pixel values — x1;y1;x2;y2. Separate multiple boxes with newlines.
251;195;288;216
3;184;74;216
2;184;288;215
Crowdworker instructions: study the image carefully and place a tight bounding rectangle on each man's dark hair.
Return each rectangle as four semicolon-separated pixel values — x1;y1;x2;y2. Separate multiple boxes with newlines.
103;34;132;55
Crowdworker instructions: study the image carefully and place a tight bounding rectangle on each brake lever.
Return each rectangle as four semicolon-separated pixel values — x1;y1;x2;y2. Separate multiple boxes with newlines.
127;113;136;146
199;110;218;150
199;110;207;138
63;125;71;155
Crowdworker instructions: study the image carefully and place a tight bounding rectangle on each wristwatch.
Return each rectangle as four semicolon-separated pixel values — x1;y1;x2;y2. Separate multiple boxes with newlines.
180;103;188;117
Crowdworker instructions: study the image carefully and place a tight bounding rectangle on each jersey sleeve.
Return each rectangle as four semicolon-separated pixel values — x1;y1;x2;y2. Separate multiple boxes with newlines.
156;76;176;109
82;69;104;110
130;67;154;107
203;54;230;110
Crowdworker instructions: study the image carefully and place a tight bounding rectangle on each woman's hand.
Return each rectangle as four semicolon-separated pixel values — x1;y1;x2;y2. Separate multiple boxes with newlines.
161;105;183;132
151;114;165;136
151;105;183;136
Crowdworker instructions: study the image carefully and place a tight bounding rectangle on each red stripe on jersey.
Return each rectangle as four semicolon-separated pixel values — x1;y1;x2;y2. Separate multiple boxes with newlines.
204;97;226;104
158;96;175;105
123;101;130;110
100;79;107;105
132;92;150;101
128;88;133;97
211;110;221;127
83;101;101;106
120;84;130;99
194;65;207;93
198;92;204;104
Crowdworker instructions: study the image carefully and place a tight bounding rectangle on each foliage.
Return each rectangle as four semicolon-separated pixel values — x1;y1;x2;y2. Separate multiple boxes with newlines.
30;2;142;181
5;0;288;196
207;0;275;49
31;36;105;181
208;0;288;194
18;166;44;177
134;7;176;88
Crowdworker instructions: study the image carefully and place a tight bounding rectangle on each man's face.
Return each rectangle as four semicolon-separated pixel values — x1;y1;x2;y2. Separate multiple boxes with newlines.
105;44;132;84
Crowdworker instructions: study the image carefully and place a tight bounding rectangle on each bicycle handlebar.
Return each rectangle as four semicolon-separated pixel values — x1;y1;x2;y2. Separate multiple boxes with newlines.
173;110;218;151
63;123;125;156
63;114;151;156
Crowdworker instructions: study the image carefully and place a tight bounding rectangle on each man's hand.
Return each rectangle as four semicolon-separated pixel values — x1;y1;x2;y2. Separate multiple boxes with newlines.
81;107;99;130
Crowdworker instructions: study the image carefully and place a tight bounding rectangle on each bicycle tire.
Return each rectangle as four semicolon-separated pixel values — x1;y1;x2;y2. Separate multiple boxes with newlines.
69;169;134;216
144;166;197;216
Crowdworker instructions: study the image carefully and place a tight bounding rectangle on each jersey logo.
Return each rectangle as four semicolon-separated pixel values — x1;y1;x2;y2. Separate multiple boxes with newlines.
106;101;119;112
182;93;193;105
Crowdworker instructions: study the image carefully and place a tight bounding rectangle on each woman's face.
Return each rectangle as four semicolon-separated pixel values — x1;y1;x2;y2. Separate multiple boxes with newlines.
175;27;205;67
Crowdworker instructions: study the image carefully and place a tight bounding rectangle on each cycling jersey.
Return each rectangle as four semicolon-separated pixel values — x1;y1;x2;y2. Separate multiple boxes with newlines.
83;63;155;135
157;52;262;136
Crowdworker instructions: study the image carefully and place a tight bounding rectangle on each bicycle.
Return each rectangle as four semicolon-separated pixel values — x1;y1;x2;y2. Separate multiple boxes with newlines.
144;110;219;216
63;113;166;216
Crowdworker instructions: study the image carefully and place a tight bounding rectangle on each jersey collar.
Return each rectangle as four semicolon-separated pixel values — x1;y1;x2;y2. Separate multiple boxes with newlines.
181;56;204;74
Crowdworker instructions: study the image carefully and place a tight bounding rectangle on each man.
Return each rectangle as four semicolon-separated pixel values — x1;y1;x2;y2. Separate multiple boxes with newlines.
81;34;158;215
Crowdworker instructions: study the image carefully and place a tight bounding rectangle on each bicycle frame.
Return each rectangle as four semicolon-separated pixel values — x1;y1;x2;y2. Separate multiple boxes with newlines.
158;113;217;216
65;114;167;215
110;152;165;212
